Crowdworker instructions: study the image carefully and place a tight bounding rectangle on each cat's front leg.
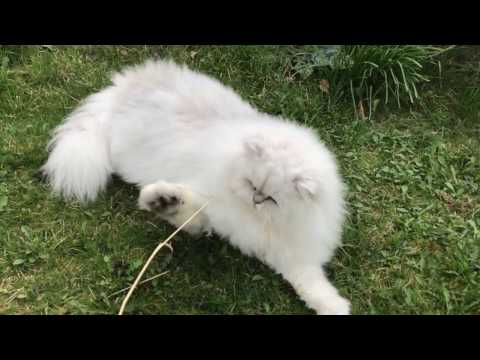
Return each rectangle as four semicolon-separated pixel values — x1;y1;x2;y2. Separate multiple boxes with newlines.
138;181;210;236
281;265;351;315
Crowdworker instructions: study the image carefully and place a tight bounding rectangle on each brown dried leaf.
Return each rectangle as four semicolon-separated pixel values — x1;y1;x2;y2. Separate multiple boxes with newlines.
357;100;367;120
319;79;330;94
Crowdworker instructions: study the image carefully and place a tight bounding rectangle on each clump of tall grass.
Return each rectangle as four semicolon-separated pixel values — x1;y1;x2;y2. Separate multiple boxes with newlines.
288;45;454;118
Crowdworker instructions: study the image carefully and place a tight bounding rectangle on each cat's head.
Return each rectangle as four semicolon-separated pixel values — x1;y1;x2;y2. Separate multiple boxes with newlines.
229;132;338;214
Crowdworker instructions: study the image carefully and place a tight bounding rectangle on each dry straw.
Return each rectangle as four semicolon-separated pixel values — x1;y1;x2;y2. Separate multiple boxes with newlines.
118;201;209;315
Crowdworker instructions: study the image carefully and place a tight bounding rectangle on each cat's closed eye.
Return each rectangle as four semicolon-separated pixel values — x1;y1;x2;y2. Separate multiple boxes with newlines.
245;179;257;191
265;196;278;206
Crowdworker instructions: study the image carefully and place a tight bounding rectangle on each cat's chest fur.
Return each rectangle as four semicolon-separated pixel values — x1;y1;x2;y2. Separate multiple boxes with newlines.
205;199;281;263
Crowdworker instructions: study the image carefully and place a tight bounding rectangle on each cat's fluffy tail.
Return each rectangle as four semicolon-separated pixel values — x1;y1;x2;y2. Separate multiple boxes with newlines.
41;92;114;202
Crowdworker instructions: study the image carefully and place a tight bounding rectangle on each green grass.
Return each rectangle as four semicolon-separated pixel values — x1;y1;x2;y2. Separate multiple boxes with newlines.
1;45;479;315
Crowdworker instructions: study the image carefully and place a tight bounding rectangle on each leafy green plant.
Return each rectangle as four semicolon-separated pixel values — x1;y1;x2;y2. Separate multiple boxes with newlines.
289;45;344;79
289;45;454;118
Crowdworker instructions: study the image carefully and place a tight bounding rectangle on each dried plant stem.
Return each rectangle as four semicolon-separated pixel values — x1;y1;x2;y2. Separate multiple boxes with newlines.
118;201;209;315
108;271;170;298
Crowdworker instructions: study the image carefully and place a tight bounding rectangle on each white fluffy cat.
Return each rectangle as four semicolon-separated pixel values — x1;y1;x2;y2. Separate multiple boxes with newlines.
42;59;351;315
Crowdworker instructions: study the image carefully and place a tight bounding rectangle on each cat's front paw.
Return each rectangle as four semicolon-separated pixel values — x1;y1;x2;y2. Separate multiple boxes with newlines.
314;295;351;315
138;182;185;217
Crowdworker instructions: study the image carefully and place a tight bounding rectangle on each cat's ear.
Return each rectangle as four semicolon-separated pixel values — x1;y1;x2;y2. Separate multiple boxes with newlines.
293;175;318;200
244;135;266;158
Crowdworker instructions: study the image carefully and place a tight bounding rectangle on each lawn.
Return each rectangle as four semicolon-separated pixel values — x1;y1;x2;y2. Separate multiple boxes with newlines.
0;45;479;315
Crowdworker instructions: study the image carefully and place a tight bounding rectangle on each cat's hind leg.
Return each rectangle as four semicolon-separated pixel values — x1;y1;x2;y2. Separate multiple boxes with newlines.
138;181;210;236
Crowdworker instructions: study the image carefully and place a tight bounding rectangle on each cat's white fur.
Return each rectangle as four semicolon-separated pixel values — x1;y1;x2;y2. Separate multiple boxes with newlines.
42;59;350;314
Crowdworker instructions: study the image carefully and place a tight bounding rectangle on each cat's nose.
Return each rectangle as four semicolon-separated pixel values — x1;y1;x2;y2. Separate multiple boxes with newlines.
253;192;266;205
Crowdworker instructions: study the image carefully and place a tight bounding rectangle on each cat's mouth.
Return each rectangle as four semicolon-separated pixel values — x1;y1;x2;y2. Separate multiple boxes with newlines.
253;193;278;207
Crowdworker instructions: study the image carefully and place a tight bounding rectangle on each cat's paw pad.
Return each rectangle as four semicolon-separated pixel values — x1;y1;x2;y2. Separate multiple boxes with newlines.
147;194;182;215
138;182;185;216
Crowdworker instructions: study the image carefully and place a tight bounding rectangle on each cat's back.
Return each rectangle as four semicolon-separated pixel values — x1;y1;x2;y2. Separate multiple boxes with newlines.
109;59;256;124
